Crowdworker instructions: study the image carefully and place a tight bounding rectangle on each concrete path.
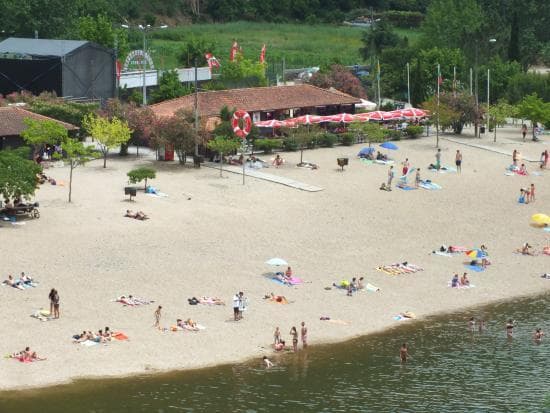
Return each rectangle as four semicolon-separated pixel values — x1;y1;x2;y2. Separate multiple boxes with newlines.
204;163;324;192
442;137;539;163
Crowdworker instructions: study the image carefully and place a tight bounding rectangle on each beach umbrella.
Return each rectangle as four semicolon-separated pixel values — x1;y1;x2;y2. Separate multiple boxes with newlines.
532;213;550;225
265;258;288;267
398;108;427;119
363;111;386;121
255;120;284;128
292;115;323;125
380;142;398;150
465;249;487;259
385;111;404;120
352;113;373;122
327;113;355;123
358;147;375;156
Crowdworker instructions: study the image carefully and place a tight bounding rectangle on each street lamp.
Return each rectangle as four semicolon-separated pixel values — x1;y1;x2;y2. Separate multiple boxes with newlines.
121;23;168;106
487;38;496;141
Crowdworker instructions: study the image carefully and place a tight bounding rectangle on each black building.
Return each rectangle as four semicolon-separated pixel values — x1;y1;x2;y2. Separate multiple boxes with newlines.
0;38;115;101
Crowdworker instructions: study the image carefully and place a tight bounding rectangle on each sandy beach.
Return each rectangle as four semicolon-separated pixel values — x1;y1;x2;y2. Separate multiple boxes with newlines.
2;125;549;391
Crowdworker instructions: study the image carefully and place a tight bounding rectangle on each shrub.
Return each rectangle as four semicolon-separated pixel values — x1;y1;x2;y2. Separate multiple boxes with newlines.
306;135;318;149
282;137;298;151
385;129;402;141
340;132;355;146
127;167;156;190
254;139;282;154
317;132;337;147
404;125;424;138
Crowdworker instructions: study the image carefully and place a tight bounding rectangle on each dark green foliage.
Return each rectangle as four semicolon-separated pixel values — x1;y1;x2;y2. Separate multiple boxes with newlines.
384;129;402;140
178;37;216;68
404;125;423;138
151;70;187;104
282;137;298;151
317;132;337;147
340;132;355;146
254;139;281;154
0;149;42;200
127;167;156;190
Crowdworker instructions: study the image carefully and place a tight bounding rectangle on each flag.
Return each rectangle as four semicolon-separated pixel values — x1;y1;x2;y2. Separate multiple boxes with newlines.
229;41;239;61
376;60;381;80
437;64;443;86
259;44;266;64
116;60;122;80
205;53;220;69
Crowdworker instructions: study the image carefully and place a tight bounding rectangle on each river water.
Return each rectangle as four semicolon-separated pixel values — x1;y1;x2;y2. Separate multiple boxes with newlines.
2;294;550;412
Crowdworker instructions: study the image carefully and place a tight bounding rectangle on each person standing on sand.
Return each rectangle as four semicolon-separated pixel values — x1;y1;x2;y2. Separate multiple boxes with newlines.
48;288;57;316
455;150;462;173
522;124;527;141
415;168;421;188
301;322;308;349
233;293;240;321
290;326;299;352
154;306;162;329
402;158;410;176
512;149;518;166
435;148;441;170
52;289;60;318
274;327;281;345
238;291;247;319
400;343;409;363
387;166;394;190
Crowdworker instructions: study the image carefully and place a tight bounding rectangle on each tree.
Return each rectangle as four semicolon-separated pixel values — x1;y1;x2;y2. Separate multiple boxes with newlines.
102;99;156;156
153;111;198;164
151;70;187;104
281;125;320;164
83;114;132;168
20;118;69;157
349;122;387;144
422;96;461;134
178;37;215;68
55;137;98;202
219;57;267;88
360;21;402;60
517;93;550;139
206;136;241;177
0;148;41;200
75;14;129;55
309;65;366;97
488;100;517;142
420;0;484;53
127;167;156;190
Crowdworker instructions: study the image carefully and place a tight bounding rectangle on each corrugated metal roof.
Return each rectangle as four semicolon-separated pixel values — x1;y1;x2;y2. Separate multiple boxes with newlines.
0;38;88;57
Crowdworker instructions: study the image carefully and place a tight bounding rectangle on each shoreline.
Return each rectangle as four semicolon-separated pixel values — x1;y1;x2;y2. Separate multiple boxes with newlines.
1;289;547;395
3;127;550;393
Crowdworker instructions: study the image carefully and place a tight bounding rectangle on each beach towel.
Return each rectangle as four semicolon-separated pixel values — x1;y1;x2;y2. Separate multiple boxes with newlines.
397;184;417;191
112;332;129;341
365;283;381;292
448;282;476;288
79;340;99;347
419;180;441;190
115;296;154;306
374;159;394;165
269;275;303;286
432;251;454;257
30;309;53;321
360;158;373;165
464;264;485;272
197;297;225;305
376;263;423;275
431;166;456;173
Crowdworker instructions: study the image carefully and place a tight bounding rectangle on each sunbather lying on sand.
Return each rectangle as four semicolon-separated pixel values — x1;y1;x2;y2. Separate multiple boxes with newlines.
176;318;200;331
9;347;46;362
264;293;288;304
125;210;149;220
516;243;536;255
116;295;153;306
72;327;113;343
3;274;25;290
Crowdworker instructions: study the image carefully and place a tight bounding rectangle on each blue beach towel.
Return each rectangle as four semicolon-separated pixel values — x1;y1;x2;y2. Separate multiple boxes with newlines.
465;264;485;272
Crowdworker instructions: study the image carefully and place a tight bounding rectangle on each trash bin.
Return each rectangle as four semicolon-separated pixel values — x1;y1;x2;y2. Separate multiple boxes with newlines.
193;155;203;168
480;126;486;134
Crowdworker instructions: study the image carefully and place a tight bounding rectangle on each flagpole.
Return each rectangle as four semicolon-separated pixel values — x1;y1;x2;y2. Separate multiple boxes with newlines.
436;63;440;148
469;68;473;95
377;59;381;108
406;62;410;106
487;68;491;141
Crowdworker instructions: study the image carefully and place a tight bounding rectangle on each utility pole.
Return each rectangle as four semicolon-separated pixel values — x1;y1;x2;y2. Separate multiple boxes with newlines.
488;68;492;142
406;62;410;106
114;34;119;99
142;30;147;106
194;59;199;157
436;63;440;148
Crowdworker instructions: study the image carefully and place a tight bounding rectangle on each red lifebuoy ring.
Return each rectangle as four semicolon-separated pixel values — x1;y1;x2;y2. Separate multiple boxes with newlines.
231;110;252;138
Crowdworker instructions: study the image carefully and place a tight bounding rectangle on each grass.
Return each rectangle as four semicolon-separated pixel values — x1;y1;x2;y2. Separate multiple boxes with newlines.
145;22;367;70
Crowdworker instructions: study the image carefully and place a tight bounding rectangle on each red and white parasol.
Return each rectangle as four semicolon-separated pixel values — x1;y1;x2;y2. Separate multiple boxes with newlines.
291;114;323;125
326;113;355;123
396;108;427;119
255;119;284;128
